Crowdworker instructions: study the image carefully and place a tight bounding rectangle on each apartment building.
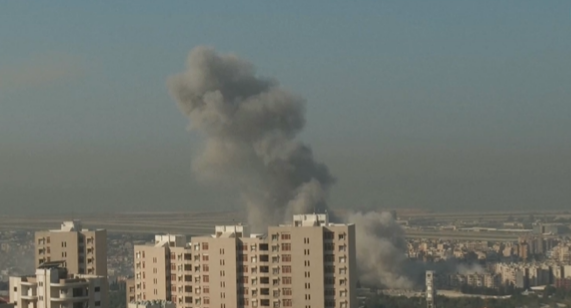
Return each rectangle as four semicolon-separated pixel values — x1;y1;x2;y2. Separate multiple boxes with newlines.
35;220;107;276
134;213;357;308
9;261;108;308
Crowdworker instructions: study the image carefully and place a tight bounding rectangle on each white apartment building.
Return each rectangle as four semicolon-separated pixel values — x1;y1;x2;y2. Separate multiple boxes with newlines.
134;213;357;308
35;221;107;277
9;261;108;308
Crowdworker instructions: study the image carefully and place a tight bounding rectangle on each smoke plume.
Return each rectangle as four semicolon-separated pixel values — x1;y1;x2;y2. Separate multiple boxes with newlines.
168;47;334;231
168;47;473;290
347;211;415;289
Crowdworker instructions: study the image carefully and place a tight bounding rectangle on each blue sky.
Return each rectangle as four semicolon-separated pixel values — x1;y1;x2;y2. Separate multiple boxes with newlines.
1;1;570;215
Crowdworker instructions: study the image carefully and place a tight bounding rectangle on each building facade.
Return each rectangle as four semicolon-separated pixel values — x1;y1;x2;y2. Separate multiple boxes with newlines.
35;220;107;277
134;213;357;308
9;261;108;308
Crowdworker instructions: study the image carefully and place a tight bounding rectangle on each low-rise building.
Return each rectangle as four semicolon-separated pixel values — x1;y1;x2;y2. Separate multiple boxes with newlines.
9;261;108;308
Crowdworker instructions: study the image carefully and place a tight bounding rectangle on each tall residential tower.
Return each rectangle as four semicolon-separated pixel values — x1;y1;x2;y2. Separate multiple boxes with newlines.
35;220;107;276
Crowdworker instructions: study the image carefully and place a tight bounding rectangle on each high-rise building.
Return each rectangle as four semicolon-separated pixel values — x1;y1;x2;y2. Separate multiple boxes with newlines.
35;220;107;276
134;213;357;308
426;271;436;308
9;261;108;308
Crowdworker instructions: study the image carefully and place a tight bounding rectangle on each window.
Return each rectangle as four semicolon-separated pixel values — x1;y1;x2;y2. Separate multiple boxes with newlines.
271;234;278;241
260;254;269;262
325;277;335;285
282;266;291;273
338;233;346;240
202;243;209;250
202;264;209;272
325;265;335;273
259;243;268;251
282;277;292;285
339;256;346;263
281;254;291;262
94;286;100;292
260;277;269;284
324;232;334;240
203;275;209;283
202;254;209;261
281;243;291;251
261;288;269;295
324;254;334;262
339;245;346;252
339;267;347;274
324;243;334;251
204;297;210;304
282;299;292;307
282;288;292;296
260;266;269;273
95;301;101;306
281;233;291;240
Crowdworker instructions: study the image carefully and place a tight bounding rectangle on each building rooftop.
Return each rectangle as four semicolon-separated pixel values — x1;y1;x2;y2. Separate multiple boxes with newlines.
38;260;65;269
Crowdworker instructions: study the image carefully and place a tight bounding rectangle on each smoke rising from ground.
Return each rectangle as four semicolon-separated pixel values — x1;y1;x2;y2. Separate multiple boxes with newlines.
347;211;415;288
169;47;475;289
168;47;334;231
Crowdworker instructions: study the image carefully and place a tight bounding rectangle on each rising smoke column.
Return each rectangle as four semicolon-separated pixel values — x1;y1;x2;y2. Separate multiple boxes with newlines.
168;47;334;231
168;47;453;289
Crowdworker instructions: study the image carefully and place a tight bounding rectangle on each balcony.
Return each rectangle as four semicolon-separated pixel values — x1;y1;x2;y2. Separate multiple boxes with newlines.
20;294;37;300
51;295;89;302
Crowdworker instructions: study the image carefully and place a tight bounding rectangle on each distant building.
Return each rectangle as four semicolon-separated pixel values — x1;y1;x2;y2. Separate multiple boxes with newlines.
555;278;571;291
35;220;107;276
9;261;108;308
134;213;357;308
533;223;564;235
426;271;436;308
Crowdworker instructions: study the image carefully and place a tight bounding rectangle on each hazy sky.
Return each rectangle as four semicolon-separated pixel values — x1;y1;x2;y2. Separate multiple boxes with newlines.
1;1;570;216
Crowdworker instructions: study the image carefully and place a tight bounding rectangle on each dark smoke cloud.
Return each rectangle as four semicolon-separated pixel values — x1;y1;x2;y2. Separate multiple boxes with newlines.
168;46;334;231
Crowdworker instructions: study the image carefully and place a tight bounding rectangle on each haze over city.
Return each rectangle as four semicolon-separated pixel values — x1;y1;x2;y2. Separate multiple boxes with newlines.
1;1;570;217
